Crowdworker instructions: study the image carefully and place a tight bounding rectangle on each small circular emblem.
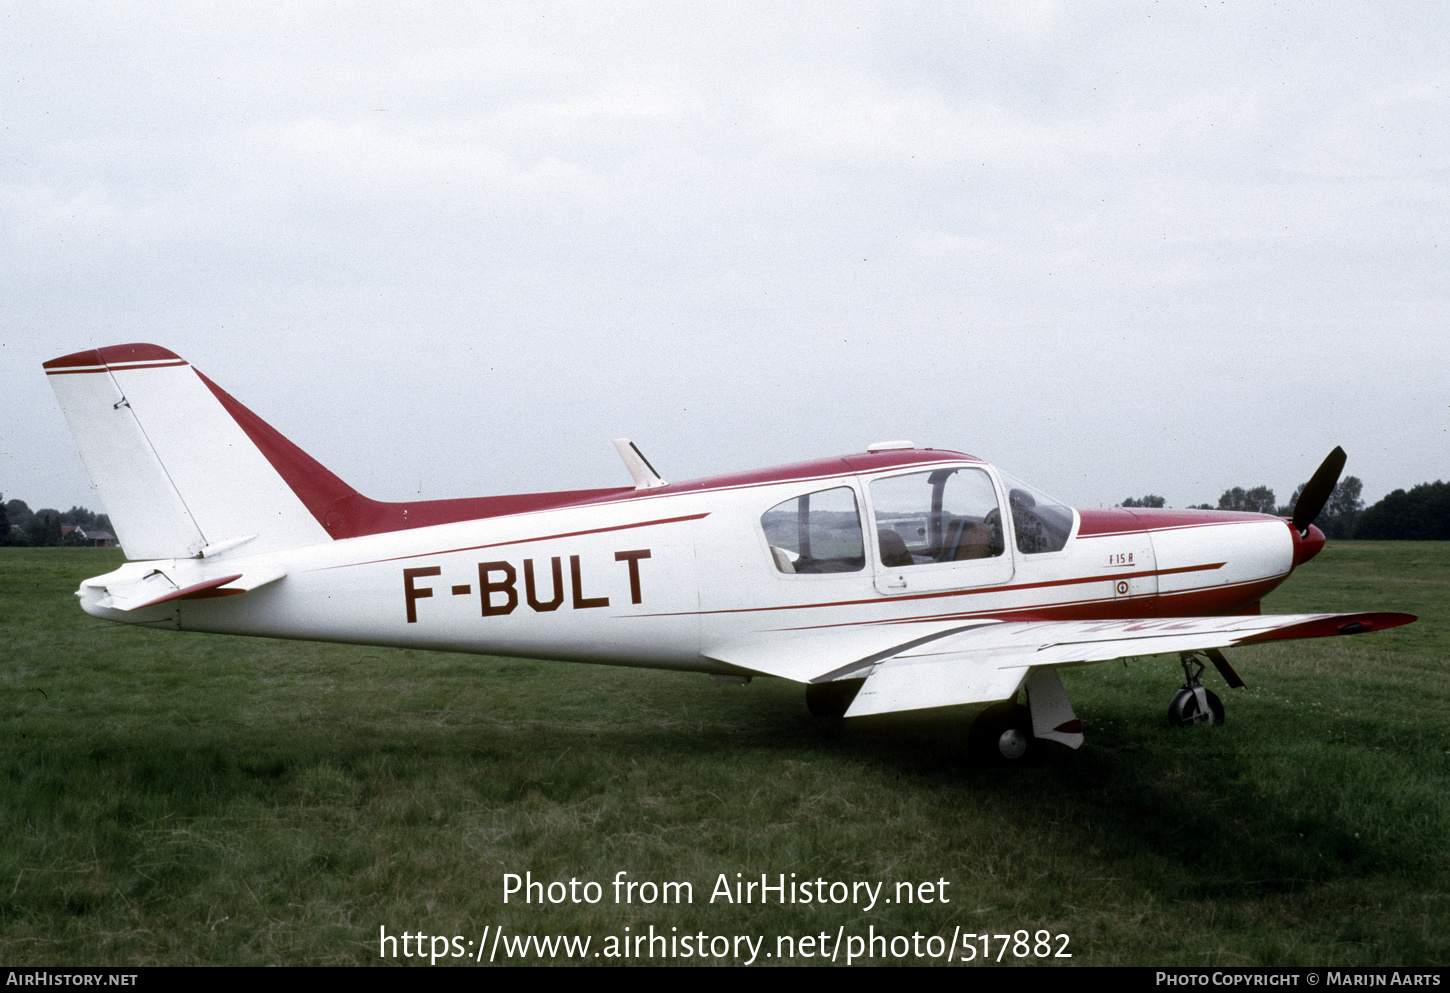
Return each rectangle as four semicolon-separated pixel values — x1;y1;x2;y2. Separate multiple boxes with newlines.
1116;580;1130;596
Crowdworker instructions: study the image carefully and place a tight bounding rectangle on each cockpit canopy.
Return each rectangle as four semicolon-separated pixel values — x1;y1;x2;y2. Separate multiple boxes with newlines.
762;463;1074;574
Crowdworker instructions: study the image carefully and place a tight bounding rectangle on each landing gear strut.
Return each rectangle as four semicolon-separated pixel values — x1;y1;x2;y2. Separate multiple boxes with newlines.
1168;652;1225;726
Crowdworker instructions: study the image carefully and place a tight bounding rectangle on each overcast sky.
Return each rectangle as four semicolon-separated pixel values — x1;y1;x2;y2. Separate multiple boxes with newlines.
3;2;1446;518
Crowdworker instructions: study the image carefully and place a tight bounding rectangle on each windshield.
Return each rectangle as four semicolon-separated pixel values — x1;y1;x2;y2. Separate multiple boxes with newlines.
994;468;1076;554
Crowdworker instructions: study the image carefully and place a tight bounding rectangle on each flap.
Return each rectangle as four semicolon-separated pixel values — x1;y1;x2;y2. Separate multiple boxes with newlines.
701;620;999;683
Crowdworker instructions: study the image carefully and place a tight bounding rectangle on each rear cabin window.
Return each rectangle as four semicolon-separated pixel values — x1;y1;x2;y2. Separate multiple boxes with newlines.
761;486;865;573
869;468;1005;567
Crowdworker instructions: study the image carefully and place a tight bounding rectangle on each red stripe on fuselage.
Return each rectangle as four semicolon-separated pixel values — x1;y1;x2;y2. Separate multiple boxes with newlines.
659;450;982;495
764;572;1289;632
309;512;712;570
638;561;1226;619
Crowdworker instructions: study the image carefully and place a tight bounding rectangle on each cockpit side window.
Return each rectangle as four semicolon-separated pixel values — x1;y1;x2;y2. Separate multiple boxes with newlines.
761;486;865;573
869;468;1005;566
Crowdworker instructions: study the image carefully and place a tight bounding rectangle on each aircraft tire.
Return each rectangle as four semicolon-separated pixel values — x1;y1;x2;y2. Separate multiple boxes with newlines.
1168;687;1225;727
805;678;864;719
969;702;1034;763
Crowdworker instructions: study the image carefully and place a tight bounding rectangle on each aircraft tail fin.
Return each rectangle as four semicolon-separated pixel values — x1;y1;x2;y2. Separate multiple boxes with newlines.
44;344;337;560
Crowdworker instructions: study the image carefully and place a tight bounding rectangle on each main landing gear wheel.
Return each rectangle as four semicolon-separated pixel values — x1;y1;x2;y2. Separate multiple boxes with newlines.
1168;653;1226;726
1168;686;1224;726
970;702;1034;763
805;679;864;718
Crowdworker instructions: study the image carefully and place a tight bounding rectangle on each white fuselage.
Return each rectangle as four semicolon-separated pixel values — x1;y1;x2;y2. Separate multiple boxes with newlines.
79;456;1297;676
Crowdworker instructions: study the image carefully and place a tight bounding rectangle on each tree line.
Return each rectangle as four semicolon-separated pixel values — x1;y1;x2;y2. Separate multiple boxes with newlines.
1120;476;1450;540
0;496;113;547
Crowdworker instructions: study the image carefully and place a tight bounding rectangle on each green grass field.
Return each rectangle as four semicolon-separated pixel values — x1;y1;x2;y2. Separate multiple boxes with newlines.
1;543;1446;966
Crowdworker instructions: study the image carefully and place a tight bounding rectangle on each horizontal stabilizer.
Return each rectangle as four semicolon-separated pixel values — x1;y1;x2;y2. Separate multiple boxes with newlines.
88;561;287;612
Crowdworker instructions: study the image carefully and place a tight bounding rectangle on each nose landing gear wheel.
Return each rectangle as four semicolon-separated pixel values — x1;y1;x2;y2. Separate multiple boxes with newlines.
1168;653;1226;726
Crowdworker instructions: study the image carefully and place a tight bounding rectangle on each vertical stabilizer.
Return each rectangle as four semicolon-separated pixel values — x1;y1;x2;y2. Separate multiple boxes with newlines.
45;344;332;560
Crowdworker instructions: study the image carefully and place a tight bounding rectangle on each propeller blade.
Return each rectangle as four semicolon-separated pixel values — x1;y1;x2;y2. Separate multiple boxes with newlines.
1291;446;1346;535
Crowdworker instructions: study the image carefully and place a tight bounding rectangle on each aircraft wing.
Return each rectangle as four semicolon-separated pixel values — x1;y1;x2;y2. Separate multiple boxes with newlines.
703;611;1417;719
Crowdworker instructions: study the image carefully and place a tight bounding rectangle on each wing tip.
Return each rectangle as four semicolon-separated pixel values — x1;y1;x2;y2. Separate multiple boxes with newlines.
1237;611;1418;644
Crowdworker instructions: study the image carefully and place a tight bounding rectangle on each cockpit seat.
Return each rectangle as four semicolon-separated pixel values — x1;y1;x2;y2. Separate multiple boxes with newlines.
769;546;797;574
945;520;992;560
877;528;914;568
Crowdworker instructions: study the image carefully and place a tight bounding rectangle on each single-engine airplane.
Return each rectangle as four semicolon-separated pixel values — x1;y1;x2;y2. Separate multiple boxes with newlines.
44;343;1416;760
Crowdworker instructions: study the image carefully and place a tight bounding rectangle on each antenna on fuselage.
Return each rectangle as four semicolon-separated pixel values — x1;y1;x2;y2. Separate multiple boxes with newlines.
613;438;668;489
